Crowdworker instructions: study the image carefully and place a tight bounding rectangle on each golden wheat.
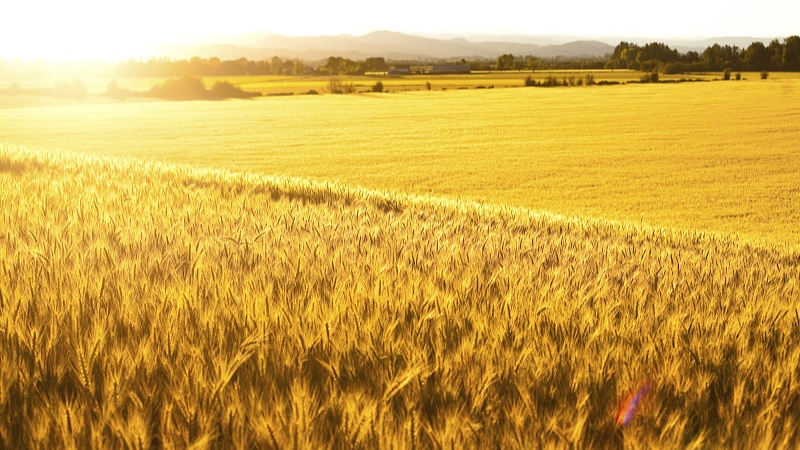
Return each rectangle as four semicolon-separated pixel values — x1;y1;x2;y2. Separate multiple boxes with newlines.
1;145;799;448
2;79;800;246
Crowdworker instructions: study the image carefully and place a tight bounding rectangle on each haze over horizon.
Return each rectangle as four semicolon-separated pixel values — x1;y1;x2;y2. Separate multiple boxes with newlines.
2;0;798;61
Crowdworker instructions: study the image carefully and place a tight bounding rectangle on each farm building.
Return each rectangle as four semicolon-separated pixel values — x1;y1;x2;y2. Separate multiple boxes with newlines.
432;64;471;74
388;65;411;74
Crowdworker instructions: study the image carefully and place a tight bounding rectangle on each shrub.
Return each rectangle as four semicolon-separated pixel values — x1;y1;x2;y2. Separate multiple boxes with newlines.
660;63;680;75
145;77;259;100
328;79;356;94
585;73;595;85
524;76;538;87
425;81;431;91
149;76;208;100
328;79;343;94
640;72;659;83
761;71;769;80
735;73;741;81
542;76;560;87
210;81;261;99
371;80;384;93
723;69;731;80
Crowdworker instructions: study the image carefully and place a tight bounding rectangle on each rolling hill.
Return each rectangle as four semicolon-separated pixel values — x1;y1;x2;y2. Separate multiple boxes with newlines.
146;30;781;62
153;30;616;61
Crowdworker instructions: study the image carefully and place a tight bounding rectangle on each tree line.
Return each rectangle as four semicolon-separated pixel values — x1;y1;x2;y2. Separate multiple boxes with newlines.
606;36;800;73
112;36;800;78
117;56;307;77
492;54;607;71
116;54;608;77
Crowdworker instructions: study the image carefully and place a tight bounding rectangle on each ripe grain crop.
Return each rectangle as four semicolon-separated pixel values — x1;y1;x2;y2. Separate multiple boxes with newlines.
1;145;799;448
1;79;798;246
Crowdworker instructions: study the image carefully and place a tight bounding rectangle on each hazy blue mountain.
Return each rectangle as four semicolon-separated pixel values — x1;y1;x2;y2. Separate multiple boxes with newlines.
149;31;779;62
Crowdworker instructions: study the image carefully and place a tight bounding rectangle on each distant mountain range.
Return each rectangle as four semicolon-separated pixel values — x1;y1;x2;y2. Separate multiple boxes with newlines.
150;31;779;62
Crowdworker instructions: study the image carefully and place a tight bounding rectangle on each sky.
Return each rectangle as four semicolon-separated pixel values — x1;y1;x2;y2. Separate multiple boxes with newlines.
1;0;797;61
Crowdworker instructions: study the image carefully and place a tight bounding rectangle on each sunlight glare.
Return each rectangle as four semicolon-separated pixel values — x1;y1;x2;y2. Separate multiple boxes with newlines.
1;0;182;61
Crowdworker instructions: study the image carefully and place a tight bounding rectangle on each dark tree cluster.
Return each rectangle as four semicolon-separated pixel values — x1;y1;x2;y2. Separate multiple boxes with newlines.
323;56;388;75
106;76;260;101
116;56;391;77
607;36;800;72
484;54;607;71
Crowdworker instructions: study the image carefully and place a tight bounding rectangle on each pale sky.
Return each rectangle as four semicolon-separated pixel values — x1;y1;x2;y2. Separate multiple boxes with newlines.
1;0;797;61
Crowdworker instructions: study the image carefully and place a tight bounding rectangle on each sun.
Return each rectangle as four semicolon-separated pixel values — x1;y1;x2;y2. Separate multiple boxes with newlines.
0;1;181;62
2;34;156;63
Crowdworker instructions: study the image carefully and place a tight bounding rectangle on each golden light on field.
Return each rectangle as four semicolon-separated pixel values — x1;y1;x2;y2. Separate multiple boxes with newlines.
2;79;798;246
3;0;800;445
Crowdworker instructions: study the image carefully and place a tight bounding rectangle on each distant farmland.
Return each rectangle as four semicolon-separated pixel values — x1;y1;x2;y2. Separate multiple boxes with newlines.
1;76;799;246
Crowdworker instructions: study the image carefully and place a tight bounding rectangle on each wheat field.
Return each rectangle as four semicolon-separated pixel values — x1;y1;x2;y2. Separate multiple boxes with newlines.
1;145;799;448
2;78;799;246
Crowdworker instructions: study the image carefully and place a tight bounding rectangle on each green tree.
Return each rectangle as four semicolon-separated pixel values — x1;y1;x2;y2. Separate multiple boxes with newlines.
325;56;358;75
683;51;701;64
293;59;306;75
783;35;800;71
767;39;784;70
640;42;679;63
496;54;515;70
149;76;207;100
271;56;284;75
611;42;641;70
744;42;770;70
703;44;724;71
364;57;388;72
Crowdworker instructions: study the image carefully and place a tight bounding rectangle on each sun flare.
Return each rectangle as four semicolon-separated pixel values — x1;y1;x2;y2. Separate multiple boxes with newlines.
1;1;184;62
